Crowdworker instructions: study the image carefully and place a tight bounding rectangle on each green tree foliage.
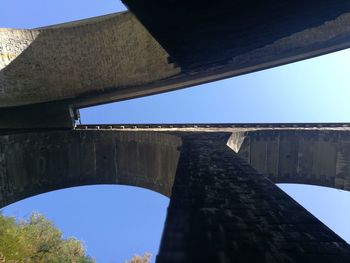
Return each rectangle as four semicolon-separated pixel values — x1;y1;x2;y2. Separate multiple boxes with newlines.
124;253;151;263
0;212;94;263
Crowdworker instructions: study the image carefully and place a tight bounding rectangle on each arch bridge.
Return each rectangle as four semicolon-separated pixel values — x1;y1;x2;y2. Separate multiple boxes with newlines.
2;0;350;261
1;124;350;262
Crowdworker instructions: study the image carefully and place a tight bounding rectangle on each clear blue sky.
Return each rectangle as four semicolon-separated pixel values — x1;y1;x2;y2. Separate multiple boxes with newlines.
1;1;350;263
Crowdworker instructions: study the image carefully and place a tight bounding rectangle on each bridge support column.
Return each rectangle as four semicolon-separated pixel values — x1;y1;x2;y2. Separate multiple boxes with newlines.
157;133;350;263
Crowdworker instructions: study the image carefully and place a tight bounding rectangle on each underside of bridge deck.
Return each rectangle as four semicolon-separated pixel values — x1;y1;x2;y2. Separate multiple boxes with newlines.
2;1;350;129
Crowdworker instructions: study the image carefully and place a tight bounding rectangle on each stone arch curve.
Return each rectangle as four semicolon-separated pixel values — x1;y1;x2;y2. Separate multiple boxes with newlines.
3;128;350;208
0;130;181;208
230;129;350;191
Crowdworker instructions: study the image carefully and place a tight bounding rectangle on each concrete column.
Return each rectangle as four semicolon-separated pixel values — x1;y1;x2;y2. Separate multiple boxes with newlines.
157;133;350;263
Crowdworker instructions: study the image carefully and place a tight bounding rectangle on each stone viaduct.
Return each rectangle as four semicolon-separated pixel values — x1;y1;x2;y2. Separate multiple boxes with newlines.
1;1;350;262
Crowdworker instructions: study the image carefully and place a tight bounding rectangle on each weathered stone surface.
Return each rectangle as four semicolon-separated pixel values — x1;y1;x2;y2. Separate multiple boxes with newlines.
2;2;350;109
1;1;350;260
0;12;179;107
125;0;350;67
157;133;350;262
77;124;350;191
236;130;350;191
2;125;350;206
0;130;181;207
0;100;75;129
1;127;350;261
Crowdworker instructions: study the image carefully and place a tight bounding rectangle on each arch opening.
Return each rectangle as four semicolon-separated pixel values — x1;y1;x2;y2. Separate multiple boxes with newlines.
2;184;168;263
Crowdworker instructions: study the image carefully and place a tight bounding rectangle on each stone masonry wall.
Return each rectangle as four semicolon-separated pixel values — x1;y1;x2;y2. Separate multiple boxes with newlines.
0;12;179;107
157;133;350;263
0;130;181;208
236;130;350;191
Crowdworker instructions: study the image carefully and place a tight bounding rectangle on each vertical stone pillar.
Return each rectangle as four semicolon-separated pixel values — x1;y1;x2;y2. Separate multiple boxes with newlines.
157;133;350;263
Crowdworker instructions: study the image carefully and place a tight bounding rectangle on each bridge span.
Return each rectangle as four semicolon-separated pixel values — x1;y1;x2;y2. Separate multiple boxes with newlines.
2;123;350;262
2;123;350;208
2;1;350;128
2;0;350;260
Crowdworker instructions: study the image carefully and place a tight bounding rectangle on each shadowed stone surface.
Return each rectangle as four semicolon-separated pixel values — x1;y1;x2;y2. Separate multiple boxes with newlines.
123;0;350;70
1;126;350;261
0;130;181;207
0;124;350;204
236;130;350;191
2;1;350;260
0;100;75;129
157;133;350;263
79;124;350;191
2;125;350;208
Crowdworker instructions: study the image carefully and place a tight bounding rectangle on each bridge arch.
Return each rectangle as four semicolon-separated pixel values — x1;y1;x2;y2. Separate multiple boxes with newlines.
2;128;350;208
231;129;350;191
0;130;181;208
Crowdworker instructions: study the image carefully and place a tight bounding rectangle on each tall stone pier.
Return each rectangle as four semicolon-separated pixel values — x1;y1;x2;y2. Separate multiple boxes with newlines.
158;132;350;262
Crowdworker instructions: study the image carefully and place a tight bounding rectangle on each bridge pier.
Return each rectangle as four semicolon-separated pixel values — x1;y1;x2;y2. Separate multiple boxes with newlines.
157;133;350;262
